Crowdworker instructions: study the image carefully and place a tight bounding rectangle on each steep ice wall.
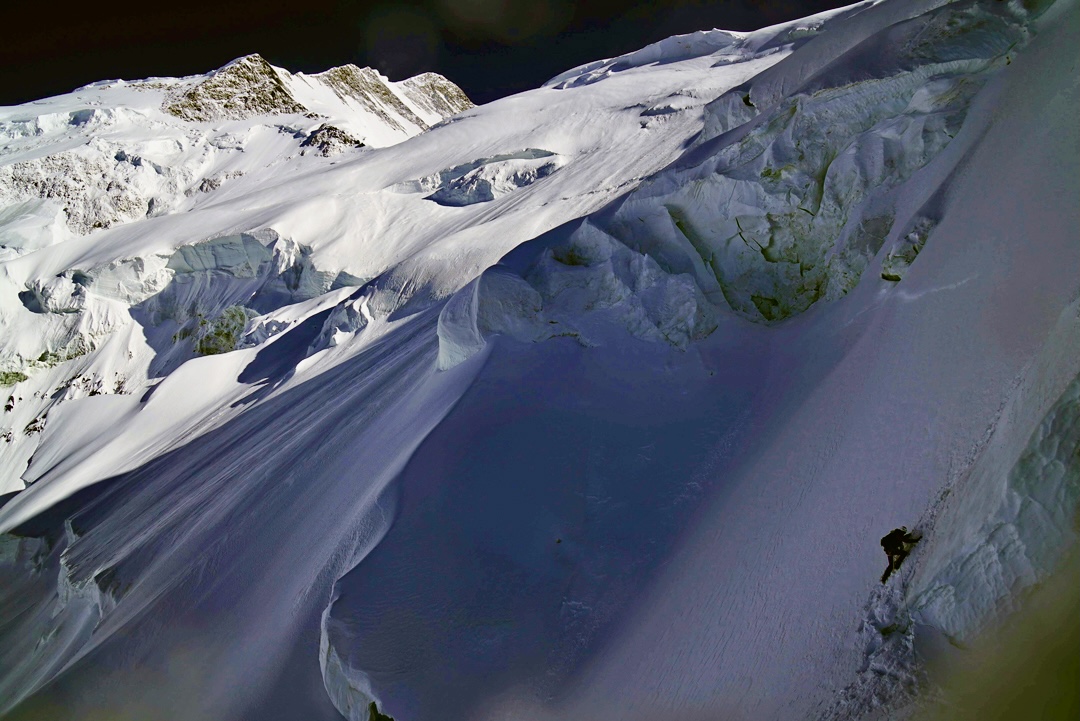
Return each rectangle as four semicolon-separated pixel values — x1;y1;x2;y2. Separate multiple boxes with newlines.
436;219;718;369
435;0;1046;374
136;231;365;372
7;230;349;360
426;154;566;206
591;0;1036;323
906;304;1080;646
0;228;366;493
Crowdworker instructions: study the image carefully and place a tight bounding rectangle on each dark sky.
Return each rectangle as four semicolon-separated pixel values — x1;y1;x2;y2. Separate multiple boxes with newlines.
1;0;851;108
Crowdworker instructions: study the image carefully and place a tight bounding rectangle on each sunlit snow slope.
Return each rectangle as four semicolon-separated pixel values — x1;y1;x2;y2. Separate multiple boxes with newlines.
1;0;1078;719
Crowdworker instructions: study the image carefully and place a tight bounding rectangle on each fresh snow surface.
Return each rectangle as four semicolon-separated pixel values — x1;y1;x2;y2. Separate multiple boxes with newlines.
1;0;1078;719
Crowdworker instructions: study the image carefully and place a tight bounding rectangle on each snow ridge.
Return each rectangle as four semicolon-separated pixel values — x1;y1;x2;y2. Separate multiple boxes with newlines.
0;0;1076;719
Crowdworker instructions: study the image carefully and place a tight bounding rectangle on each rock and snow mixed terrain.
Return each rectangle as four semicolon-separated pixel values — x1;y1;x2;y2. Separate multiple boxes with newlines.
0;0;1077;719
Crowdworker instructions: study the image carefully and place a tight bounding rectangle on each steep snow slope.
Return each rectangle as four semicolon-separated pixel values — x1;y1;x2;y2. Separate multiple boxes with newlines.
0;9;808;717
320;2;1080;718
0;0;1077;719
0;23;789;499
0;54;469;247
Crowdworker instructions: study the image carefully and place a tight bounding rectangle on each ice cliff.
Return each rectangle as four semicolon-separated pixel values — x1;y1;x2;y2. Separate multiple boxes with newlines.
0;0;1077;719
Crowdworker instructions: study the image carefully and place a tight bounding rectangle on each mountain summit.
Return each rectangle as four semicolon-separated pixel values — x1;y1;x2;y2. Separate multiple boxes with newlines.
163;53;473;130
163;54;310;121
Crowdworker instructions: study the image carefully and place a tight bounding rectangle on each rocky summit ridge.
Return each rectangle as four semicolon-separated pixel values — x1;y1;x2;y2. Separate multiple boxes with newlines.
163;54;309;122
164;53;473;127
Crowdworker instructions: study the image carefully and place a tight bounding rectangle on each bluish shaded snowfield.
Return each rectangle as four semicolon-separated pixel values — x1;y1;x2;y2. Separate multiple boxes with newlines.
0;0;1077;719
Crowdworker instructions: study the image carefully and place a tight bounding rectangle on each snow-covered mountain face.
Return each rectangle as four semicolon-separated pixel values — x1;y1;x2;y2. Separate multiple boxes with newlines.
0;54;469;242
1;0;1077;719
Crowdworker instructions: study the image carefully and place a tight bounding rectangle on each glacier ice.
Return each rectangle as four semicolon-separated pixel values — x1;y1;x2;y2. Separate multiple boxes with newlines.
0;0;1077;719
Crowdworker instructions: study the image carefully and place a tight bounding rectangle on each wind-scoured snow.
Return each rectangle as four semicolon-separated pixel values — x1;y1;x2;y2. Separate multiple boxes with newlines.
0;0;1077;719
906;304;1080;646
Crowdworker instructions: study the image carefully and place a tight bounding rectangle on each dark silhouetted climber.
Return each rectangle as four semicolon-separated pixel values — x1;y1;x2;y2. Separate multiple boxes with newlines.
880;526;921;583
368;701;394;721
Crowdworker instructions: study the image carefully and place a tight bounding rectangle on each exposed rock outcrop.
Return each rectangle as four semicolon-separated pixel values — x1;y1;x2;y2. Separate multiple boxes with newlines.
164;54;307;122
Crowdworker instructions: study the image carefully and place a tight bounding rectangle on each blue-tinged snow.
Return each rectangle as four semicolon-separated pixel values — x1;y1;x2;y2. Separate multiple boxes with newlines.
0;0;1077;719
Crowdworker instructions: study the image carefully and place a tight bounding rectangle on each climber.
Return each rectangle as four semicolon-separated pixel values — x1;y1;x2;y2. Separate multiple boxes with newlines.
880;526;921;583
368;701;394;721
